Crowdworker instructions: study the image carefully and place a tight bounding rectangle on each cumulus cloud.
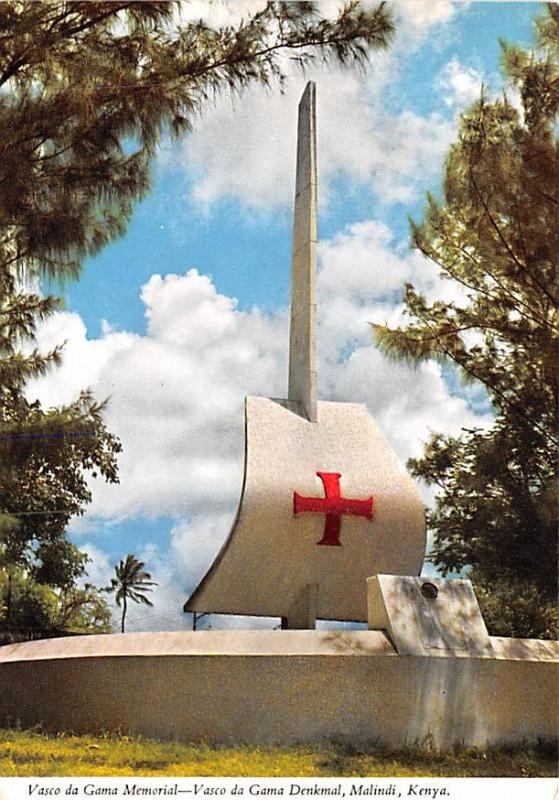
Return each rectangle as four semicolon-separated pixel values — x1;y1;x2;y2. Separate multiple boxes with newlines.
162;0;460;214
175;68;453;212
28;270;287;521
393;0;456;31
317;219;467;361
176;0;263;26
26;215;491;630
80;542;113;588
437;57;483;109
178;0;456;34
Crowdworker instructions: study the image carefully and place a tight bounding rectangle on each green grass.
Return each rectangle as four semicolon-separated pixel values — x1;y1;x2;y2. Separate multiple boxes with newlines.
0;729;556;777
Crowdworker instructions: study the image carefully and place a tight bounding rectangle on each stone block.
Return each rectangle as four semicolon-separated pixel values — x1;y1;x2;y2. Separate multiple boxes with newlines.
367;574;494;657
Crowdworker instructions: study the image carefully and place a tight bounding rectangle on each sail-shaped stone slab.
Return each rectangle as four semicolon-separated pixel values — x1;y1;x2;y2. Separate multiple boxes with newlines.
185;396;426;622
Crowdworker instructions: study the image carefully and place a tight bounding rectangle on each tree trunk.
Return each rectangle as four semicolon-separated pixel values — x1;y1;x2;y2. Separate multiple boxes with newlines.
121;595;127;633
6;571;12;632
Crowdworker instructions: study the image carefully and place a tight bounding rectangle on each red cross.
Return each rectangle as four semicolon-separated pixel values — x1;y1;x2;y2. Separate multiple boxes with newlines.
293;471;374;547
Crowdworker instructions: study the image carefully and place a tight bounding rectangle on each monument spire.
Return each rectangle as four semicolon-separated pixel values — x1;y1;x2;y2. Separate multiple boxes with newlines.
185;81;426;628
288;81;317;422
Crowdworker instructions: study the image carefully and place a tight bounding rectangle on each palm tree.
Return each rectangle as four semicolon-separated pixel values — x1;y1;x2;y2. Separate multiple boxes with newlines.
105;555;157;633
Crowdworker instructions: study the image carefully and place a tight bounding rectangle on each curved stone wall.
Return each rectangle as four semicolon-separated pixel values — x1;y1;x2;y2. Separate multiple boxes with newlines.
1;630;557;749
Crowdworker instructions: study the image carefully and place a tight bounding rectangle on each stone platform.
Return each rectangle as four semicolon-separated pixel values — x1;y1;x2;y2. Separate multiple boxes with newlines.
1;629;557;749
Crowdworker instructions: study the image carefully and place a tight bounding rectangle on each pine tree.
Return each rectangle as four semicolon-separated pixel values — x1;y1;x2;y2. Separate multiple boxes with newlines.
0;265;121;634
0;1;395;282
373;5;558;639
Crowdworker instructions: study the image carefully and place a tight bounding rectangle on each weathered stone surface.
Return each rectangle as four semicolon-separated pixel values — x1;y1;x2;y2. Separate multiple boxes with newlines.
1;632;557;748
367;575;494;657
288;81;317;422
185;396;426;622
0;630;395;661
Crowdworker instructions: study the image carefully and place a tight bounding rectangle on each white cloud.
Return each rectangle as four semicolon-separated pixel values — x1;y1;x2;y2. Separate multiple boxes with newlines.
28;270;288;521
171;513;233;592
437;57;483;108
317;219;467;361
177;0;457;35
26;217;491;630
80;542;113;588
174;69;453;212
162;0;461;214
25;312;136;410
393;0;456;31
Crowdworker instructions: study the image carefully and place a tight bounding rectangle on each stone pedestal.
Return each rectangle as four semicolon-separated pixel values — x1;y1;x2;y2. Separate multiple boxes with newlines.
367;574;494;657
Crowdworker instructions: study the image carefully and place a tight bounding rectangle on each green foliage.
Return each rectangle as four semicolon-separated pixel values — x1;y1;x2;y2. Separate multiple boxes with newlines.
373;6;558;638
0;570;111;641
104;554;157;633
53;581;112;635
0;570;55;637
0;285;122;627
0;284;122;633
0;0;394;282
474;577;558;641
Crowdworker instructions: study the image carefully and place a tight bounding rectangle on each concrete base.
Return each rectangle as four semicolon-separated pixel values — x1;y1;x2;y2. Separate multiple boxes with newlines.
1;630;557;749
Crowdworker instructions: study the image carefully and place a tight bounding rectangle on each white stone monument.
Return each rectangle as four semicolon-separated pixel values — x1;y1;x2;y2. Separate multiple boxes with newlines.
1;84;557;751
185;82;426;627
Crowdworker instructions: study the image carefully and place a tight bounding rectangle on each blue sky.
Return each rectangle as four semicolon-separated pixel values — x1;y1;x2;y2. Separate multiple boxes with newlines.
32;1;541;632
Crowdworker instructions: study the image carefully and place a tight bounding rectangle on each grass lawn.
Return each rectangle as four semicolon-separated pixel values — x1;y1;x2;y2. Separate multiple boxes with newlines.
0;729;556;777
